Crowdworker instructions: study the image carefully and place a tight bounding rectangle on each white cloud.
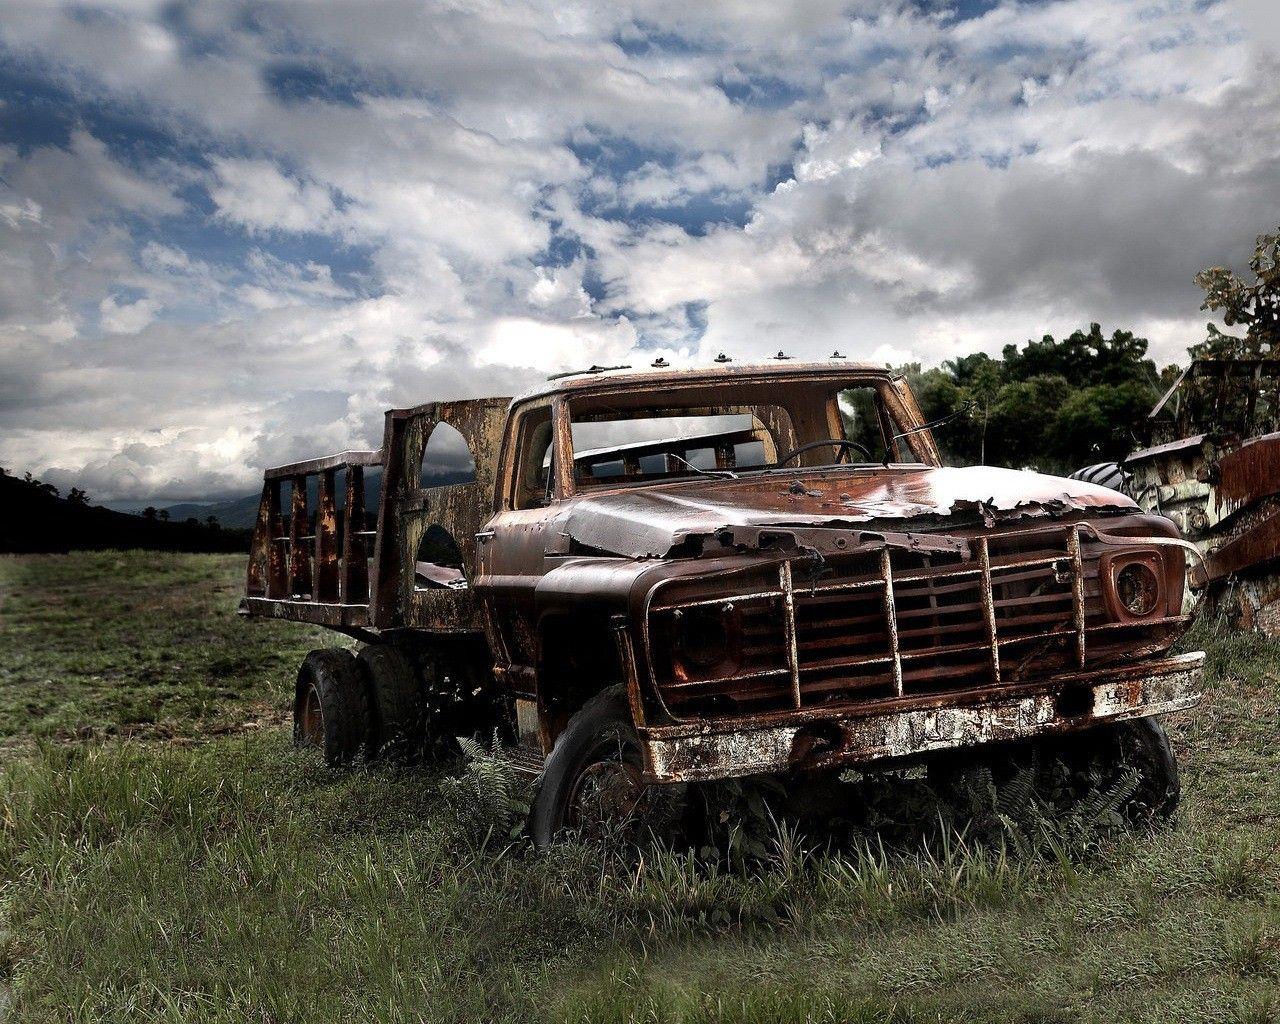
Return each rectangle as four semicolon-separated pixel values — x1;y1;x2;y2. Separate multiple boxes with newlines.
0;0;1276;499
99;295;160;334
478;316;637;372
210;158;337;235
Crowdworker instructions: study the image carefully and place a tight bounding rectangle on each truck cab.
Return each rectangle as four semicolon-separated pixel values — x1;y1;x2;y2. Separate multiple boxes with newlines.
243;361;1203;844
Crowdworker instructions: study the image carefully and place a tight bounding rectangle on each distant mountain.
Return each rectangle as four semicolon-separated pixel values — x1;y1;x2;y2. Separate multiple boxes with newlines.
160;467;473;530
163;493;264;530
0;472;252;554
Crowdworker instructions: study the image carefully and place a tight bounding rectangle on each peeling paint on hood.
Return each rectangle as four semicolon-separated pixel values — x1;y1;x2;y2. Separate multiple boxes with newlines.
558;464;1137;558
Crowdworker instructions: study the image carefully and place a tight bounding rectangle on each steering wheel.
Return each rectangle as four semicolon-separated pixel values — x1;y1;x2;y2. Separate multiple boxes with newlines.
775;438;872;466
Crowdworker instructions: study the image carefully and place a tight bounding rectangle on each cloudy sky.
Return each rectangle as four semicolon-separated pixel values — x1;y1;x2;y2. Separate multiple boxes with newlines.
1;0;1277;502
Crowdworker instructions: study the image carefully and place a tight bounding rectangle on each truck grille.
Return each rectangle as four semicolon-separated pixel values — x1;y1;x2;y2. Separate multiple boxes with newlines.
646;522;1182;719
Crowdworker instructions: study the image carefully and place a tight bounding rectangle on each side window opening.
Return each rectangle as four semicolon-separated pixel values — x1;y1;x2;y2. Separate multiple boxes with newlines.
414;421;477;592
414;522;468;590
513;407;554;510
836;387;891;463
420;422;477;487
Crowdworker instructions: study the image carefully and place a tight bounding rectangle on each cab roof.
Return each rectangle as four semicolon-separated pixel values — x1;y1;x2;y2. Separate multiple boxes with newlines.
510;358;894;407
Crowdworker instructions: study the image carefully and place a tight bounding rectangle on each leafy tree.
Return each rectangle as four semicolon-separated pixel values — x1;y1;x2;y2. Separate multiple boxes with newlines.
22;472;59;498
66;487;89;506
987;375;1074;467
142;507;158;520
900;324;1161;474
1052;379;1155;465
1192;227;1280;359
1002;325;1154;388
1163;227;1280;440
158;509;170;522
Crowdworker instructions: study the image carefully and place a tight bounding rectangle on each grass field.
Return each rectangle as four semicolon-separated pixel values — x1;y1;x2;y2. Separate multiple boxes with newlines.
1;551;1278;1023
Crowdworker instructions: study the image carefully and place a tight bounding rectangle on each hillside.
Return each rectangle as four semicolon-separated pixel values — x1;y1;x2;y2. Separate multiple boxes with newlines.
159;492;263;530
0;473;251;554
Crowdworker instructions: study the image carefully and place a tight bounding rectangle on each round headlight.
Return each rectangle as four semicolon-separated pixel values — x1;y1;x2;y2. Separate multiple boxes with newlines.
1116;561;1159;617
672;604;741;680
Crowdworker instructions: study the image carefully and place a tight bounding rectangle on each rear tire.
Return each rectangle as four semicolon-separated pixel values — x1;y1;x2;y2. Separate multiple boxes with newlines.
358;645;426;760
294;649;369;766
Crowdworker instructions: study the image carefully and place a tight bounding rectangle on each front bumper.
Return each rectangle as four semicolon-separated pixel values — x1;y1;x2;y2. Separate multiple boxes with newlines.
641;651;1204;783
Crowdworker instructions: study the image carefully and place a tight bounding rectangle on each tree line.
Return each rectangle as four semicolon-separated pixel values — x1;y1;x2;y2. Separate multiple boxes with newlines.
899;323;1171;475
0;467;250;554
899;225;1280;474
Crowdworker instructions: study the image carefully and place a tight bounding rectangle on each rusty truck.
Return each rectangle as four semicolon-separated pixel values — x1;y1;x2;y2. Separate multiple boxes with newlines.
242;360;1204;844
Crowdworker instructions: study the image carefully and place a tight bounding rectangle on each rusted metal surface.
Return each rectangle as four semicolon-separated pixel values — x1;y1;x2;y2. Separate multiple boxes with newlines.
1214;431;1280;517
554;465;1135;560
340;464;369;604
1124;358;1280;632
1066;525;1086;668
1202;508;1280;582
244;361;1201;779
243;397;509;633
314;469;339;603
643;652;1204;783
371;395;509;631
641;514;1187;725
976;536;1000;684
779;561;802;707
264;449;381;480
240;596;370;627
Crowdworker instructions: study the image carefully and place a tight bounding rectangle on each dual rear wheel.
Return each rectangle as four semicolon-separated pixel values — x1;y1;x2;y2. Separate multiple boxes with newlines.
293;658;660;845
293;645;451;765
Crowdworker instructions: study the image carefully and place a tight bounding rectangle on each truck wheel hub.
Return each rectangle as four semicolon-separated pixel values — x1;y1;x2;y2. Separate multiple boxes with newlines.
566;759;647;831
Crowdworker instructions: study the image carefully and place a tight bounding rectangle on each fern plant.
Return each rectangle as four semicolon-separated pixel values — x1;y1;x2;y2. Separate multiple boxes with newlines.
439;733;532;850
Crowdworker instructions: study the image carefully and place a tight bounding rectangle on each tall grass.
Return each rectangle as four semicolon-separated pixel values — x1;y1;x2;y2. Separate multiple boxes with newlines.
3;723;1276;1023
1;557;1277;1022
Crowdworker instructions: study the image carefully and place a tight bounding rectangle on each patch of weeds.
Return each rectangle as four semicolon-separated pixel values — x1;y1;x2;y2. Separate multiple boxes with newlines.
438;735;534;851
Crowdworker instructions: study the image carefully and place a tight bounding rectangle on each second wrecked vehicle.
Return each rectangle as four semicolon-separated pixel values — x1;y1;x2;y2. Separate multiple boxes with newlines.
1125;356;1280;634
242;361;1204;844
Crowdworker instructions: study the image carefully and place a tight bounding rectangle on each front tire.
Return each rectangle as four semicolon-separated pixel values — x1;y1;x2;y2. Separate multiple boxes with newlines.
294;649;369;766
1093;716;1180;823
530;686;672;849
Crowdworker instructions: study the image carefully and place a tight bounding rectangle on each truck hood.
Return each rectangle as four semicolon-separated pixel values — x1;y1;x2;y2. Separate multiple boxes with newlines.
557;464;1135;559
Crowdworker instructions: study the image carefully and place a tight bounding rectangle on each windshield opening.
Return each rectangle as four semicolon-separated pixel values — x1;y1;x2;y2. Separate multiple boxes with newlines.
561;376;927;491
564;409;780;487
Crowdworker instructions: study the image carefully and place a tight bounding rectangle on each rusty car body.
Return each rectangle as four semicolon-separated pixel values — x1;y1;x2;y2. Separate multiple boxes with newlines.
1124;357;1280;633
242;360;1204;838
